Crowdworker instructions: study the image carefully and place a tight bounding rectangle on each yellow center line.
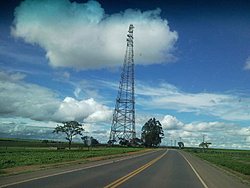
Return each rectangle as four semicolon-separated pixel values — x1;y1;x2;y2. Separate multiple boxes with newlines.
104;150;168;188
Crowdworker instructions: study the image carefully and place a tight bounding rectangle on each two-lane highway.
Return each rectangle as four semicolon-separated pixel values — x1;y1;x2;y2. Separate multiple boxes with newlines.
1;149;248;188
104;149;205;188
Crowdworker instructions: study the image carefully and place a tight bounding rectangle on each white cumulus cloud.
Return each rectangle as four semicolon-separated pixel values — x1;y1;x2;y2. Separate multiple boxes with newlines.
159;114;239;134
0;71;112;123
161;115;184;130
184;121;237;132
54;97;112;122
11;0;178;70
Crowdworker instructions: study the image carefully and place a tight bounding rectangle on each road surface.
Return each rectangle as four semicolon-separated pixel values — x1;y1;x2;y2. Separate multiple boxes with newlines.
0;149;248;188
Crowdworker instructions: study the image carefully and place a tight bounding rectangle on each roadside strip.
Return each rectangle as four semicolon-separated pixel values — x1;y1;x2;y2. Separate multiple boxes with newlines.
104;150;169;188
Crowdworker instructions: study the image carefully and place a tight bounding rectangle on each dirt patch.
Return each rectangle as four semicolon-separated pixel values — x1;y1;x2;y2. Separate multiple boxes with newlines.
238;160;250;165
3;149;153;176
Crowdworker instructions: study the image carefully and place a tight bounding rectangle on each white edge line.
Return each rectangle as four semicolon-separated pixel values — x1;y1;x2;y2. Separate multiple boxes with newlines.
1;150;159;187
178;151;209;188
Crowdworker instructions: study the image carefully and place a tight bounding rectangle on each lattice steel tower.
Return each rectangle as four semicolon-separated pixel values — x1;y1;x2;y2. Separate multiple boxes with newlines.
109;24;136;142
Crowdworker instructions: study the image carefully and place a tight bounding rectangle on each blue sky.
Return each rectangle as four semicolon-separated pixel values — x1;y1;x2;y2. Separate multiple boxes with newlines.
0;0;250;149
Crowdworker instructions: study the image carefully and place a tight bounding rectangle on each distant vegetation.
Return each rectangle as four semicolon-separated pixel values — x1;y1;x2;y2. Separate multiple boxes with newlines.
0;137;84;148
108;117;164;147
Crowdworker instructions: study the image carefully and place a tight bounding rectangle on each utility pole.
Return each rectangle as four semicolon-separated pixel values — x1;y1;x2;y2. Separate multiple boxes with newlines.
109;24;136;143
201;134;206;153
202;134;206;143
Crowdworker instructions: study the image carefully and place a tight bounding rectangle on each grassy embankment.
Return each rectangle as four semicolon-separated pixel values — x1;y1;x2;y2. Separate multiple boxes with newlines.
0;138;149;176
184;148;250;183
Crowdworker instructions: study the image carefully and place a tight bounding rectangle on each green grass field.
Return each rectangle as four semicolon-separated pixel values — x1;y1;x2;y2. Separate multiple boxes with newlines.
0;138;147;175
184;148;250;178
0;147;146;169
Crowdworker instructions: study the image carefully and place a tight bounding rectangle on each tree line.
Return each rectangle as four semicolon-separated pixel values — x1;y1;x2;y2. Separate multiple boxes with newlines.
52;119;212;150
52;118;165;149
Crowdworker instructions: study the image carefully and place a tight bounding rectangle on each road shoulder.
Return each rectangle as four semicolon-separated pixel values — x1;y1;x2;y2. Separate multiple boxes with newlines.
178;150;249;188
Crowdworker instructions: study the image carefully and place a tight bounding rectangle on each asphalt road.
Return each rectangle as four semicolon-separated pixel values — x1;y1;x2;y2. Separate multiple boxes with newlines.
1;149;249;188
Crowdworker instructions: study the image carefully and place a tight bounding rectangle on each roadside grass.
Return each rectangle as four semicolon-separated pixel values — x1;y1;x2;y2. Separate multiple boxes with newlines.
0;138;153;177
184;148;250;183
0;147;147;170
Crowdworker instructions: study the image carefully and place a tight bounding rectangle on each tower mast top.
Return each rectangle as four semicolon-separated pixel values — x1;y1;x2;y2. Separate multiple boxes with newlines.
128;24;135;33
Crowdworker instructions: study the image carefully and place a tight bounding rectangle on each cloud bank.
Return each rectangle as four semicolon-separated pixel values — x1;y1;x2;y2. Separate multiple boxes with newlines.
160;115;237;132
0;71;112;123
11;0;178;70
0;118;111;143
159;115;249;149
100;79;250;121
134;81;250;121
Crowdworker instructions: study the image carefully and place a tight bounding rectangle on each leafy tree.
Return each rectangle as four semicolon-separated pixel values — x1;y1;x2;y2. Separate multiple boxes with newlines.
107;139;116;145
178;142;184;149
199;142;212;152
141;118;164;147
92;138;99;145
81;136;99;150
119;138;130;146
81;136;99;146
118;137;142;147
42;140;49;146
130;138;142;147
53;121;84;149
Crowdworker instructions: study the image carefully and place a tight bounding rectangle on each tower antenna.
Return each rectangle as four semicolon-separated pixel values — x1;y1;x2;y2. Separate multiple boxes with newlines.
109;24;136;144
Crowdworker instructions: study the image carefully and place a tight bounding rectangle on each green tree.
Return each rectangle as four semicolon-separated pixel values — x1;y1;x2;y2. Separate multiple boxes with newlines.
91;138;99;145
107;139;116;146
42;140;49;146
141;118;164;147
130;138;142;147
178;142;184;149
199;142;212;152
81;136;99;150
81;136;99;146
119;138;129;146
53;121;84;149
